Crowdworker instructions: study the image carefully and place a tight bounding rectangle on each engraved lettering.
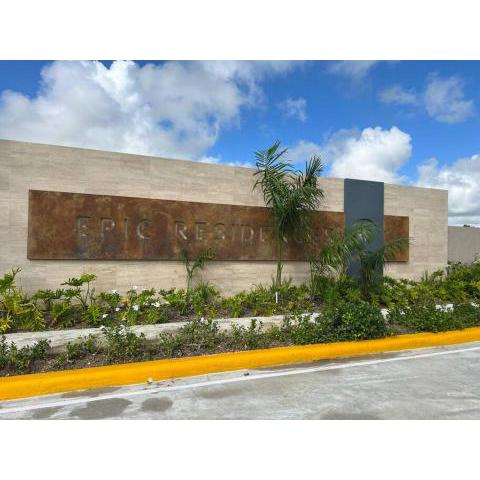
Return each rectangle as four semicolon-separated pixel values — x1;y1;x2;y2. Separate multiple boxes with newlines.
30;191;403;263
100;218;116;240
214;223;226;241
195;222;207;241
241;225;254;243
175;221;188;241
76;216;90;243
136;220;151;240
259;226;271;242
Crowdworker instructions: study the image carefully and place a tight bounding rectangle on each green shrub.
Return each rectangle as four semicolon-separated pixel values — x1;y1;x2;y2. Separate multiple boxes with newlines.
188;283;221;317
83;303;108;327
220;281;315;318
31;288;66;311
61;273;97;309
175;317;221;352
388;301;480;333
0;268;45;332
160;288;188;314
321;300;388;341
221;293;247;318
157;317;222;357
49;300;81;328
282;301;387;345
444;262;480;300
102;325;146;362
98;290;122;311
141;307;168;325
0;336;50;373
227;319;278;350
451;303;480;328
281;314;327;345
388;302;453;333
65;335;99;361
376;266;480;308
310;274;361;305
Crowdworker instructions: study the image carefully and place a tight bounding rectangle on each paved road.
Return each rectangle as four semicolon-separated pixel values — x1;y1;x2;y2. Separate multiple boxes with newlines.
2;342;480;419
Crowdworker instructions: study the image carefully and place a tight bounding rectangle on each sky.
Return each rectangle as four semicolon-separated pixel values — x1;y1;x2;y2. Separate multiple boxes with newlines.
0;60;479;225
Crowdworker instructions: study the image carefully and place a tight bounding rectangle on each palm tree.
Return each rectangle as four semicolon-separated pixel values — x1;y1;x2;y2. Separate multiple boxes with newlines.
311;221;376;279
310;220;409;299
253;141;324;287
180;247;215;293
357;236;409;299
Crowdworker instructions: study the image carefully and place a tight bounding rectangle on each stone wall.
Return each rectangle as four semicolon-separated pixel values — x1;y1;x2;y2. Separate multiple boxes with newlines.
448;226;480;264
384;182;448;278
0;139;448;294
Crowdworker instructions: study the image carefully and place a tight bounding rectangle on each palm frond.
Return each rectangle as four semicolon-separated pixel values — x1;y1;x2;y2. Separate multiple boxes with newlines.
358;236;410;298
313;221;376;278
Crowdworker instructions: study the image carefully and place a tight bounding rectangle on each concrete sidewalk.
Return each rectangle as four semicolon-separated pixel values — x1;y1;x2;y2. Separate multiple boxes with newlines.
2;342;480;419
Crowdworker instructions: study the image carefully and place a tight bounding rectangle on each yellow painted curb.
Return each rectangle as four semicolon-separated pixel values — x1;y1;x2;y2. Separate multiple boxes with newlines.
2;326;480;401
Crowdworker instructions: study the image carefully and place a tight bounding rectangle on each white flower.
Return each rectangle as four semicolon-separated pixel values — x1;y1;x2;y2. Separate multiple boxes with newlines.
102;313;108;319
153;302;161;308
436;303;453;312
132;305;139;311
115;307;120;312
111;289;118;294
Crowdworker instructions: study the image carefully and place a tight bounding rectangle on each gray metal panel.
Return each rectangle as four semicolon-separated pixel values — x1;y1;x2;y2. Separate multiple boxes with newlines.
344;178;384;277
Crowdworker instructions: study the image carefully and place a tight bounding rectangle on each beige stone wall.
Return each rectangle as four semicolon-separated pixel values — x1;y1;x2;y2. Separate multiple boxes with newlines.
448;226;480;264
0;139;447;294
384;183;448;278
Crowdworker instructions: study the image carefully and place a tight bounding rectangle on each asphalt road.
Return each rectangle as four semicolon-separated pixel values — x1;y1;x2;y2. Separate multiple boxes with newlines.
2;341;480;419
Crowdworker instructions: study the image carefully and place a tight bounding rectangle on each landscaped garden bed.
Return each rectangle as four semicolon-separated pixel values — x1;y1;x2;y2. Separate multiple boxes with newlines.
3;261;480;377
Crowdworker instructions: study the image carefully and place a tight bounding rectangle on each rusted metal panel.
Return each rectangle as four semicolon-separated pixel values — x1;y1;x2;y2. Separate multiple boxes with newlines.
384;214;410;262
27;190;409;262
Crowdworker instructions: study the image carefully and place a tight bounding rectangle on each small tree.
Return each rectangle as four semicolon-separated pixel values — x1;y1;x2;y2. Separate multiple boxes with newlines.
311;221;376;280
181;247;215;294
310;221;409;299
253;141;324;288
357;237;409;299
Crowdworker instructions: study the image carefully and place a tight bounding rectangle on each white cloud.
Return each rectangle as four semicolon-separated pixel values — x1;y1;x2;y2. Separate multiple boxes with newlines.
416;154;480;224
324;126;412;183
0;60;294;160
380;74;474;124
424;74;474;123
286;140;322;165
277;97;307;121
327;61;379;81
379;85;418;105
199;154;254;169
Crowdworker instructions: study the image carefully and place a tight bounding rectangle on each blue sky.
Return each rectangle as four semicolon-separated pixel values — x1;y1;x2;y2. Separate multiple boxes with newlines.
0;60;479;224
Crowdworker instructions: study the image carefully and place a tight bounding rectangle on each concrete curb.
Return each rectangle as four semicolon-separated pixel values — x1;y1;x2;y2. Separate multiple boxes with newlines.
2;326;480;401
